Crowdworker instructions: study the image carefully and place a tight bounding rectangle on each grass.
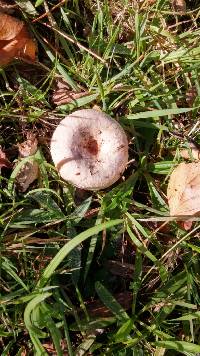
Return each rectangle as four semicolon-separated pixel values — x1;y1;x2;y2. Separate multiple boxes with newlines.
0;0;200;354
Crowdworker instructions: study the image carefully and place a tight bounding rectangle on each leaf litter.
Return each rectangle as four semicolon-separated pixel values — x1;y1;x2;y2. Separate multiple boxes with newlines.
167;162;200;229
0;12;36;66
51;77;88;106
1;0;200;354
15;133;39;192
0;146;12;171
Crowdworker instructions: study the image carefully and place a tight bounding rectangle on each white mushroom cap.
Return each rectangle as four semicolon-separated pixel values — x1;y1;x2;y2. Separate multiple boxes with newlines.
50;109;128;190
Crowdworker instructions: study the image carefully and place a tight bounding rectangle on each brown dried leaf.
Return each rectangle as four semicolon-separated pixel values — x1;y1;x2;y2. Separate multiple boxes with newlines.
167;162;200;217
17;133;38;158
16;161;39;192
171;0;186;14
15;134;39;192
0;146;11;170
0;12;36;66
0;13;23;40
52;78;88;106
52;91;88;106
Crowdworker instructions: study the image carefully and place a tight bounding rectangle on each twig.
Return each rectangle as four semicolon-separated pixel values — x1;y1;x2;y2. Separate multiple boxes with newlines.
43;0;59;47
42;22;107;65
142;224;200;283
32;0;66;23
161;224;200;261
138;216;200;222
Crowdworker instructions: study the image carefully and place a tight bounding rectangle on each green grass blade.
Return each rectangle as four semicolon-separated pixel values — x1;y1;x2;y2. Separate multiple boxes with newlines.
35;0;44;6
37;219;123;287
114;319;133;343
24;293;51;335
131;251;142;314
126;107;197;120
40;303;63;356
171;311;200;321
126;220;167;282
95;281;130;323
2;258;28;291
83;209;103;282
24;293;51;354
153;340;200;353
126;224;157;263
57;93;99;111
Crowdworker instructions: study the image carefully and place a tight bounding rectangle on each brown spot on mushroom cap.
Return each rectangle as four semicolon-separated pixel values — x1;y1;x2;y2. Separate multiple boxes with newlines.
50;109;129;190
84;136;98;155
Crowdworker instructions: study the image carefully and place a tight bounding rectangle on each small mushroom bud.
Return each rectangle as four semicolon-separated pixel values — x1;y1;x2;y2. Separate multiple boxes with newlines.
50;109;128;190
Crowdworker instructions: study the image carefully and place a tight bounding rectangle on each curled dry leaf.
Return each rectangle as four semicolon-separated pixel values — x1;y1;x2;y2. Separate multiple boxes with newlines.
0;146;12;171
17;133;38;158
167;162;200;227
15;134;39;192
52;78;88;106
0;12;36;66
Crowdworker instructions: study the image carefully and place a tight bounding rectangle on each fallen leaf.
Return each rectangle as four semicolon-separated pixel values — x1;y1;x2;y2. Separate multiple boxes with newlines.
167;162;200;217
15;134;39;192
171;0;186;14
52;78;88;106
0;146;12;170
0;12;36;66
17;133;38;158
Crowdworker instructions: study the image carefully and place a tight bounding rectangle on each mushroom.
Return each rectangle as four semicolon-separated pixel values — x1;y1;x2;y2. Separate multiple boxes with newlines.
50;109;128;190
